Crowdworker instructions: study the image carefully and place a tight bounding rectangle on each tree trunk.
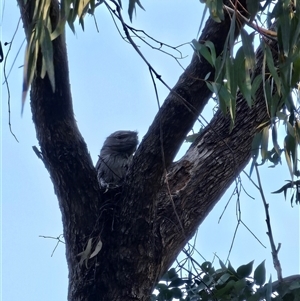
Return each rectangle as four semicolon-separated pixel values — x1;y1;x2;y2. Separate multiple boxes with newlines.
17;1;274;300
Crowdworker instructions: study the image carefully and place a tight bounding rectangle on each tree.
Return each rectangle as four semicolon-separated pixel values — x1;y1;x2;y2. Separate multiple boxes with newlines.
9;0;300;300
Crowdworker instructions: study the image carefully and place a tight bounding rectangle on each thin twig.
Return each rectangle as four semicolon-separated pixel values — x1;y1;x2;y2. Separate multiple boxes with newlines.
224;4;277;38
104;2;187;62
240;220;266;248
39;234;65;257
255;164;283;281
3;18;22;142
2;38;25;85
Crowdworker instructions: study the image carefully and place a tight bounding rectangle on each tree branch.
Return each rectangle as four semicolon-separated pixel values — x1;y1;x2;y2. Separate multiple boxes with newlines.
125;0;249;220
155;37;276;274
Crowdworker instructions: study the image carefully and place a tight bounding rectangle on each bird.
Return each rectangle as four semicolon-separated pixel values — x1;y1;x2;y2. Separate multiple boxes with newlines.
95;130;138;188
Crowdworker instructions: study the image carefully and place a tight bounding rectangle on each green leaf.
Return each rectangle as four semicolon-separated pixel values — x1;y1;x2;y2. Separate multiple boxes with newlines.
254;260;266;286
202;274;213;286
287;121;295;137
296;120;300;144
150;294;157;301
41;0;51;21
89;0;96;14
265;45;281;96
246;0;260;20
235;47;252;107
262;41;269;116
208;82;233;115
51;17;67;40
191;39;214;66
217;273;232;286
205;0;224;22
272;181;292;200
228;261;237;276
61;0;72;19
265;275;272;301
185;133;200;143
167;268;178;281
170;287;182;299
277;111;288;122
67;8;77;34
128;0;145;22
159;287;173;300
251;131;262;165
277;2;291;56
215;279;235;297
22;33;39;114
33;0;42;20
234;278;247;294
261;126;269;161
40;25;55;92
219;259;227;270
271;123;281;156
251;74;262;101
225;56;237;127
156;283;168;291
201;261;212;273
284;134;296;178
204;41;216;66
237;261;254;278
241;28;255;71
248;292;261;301
263;79;273;117
169;278;185;288
291;57;300;87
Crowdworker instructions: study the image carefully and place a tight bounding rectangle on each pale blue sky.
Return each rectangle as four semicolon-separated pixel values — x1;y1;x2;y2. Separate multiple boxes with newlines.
2;1;299;300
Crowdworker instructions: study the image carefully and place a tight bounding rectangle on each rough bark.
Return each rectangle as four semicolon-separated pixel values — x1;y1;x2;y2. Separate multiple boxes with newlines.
16;1;277;301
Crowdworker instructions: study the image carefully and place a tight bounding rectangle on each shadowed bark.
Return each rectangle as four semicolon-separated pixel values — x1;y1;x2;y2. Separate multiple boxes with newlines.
16;1;279;300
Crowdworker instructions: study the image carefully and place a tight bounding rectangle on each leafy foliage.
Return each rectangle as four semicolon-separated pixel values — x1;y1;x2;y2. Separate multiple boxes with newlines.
193;1;300;184
272;179;300;206
152;261;300;301
22;0;57;112
22;0;145;110
128;0;145;22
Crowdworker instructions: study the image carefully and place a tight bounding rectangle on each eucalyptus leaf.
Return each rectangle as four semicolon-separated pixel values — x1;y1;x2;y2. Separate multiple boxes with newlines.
237;261;254;278
128;0;145;22
254;260;266;286
40;25;55;92
261;126;269;161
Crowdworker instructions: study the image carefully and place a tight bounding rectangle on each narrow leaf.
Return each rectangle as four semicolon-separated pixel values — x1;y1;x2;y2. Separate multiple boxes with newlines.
261;126;269;160
40;25;55;92
128;0;145;22
191;39;213;66
241;28;255;70
265;275;272;301
285;135;295;179
246;0;260;20
265;45;281;95
251;74;262;101
235;47;252;106
237;261;254;278
254;260;266;286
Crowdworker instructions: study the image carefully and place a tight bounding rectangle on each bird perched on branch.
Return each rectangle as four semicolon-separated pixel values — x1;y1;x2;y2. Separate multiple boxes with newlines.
96;130;138;188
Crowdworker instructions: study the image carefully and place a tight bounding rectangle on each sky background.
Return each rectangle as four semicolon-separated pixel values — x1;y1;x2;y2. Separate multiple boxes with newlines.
1;1;300;300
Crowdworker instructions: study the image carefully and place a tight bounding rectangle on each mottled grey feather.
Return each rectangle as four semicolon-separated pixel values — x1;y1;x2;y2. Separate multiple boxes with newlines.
96;131;138;188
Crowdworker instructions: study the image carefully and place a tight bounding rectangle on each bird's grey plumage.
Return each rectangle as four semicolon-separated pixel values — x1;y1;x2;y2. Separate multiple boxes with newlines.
96;131;138;188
